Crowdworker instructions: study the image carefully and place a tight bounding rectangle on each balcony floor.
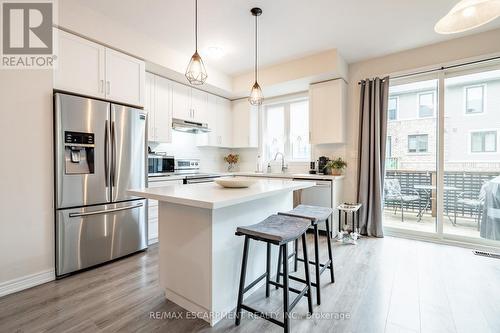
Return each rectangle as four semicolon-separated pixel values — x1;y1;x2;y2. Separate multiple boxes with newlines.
383;208;480;238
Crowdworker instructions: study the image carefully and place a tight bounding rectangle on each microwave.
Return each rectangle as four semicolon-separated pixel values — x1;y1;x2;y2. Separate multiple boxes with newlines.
148;154;175;176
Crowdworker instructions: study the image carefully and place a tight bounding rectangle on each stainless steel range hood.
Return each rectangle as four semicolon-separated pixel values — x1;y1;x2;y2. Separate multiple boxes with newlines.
172;118;211;134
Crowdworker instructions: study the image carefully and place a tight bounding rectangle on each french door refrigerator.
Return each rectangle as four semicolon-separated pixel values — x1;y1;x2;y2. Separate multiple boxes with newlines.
54;93;147;277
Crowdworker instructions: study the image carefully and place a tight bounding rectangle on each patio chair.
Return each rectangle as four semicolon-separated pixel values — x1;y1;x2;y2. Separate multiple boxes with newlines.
384;178;421;222
454;187;486;231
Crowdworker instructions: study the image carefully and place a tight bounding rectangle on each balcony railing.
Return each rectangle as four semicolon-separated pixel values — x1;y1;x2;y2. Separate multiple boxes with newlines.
384;170;499;218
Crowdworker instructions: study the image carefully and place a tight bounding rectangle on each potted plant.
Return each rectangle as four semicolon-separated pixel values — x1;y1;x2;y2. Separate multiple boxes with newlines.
224;153;239;172
326;157;347;176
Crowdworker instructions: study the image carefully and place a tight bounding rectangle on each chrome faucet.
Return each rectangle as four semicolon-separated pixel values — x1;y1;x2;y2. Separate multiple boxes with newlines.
273;152;288;173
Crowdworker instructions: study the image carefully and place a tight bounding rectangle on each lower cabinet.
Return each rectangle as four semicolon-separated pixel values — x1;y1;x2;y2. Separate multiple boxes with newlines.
147;178;183;244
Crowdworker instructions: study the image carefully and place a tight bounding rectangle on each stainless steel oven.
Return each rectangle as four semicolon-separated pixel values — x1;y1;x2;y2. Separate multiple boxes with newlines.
148;154;175;176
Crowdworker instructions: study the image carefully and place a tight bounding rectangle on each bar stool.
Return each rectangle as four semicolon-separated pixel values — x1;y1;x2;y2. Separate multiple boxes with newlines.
277;204;334;305
235;214;313;333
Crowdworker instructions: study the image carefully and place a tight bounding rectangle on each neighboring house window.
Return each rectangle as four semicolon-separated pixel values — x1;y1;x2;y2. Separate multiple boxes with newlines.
471;131;497;153
465;85;484;114
418;92;435;118
263;99;311;162
408;134;428;153
388;97;398;121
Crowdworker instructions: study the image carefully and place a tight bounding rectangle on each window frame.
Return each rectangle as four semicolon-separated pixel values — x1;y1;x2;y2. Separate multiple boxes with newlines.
464;84;486;115
407;134;429;154
262;97;311;162
417;91;436;118
469;130;497;153
388;96;399;121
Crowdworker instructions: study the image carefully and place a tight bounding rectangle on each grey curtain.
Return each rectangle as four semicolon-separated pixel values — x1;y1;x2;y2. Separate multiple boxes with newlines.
356;77;389;237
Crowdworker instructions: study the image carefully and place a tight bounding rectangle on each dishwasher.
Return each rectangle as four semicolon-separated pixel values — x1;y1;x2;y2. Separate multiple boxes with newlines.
292;178;335;236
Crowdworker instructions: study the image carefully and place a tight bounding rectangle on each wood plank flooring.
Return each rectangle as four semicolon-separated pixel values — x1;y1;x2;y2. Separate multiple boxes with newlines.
1;236;499;333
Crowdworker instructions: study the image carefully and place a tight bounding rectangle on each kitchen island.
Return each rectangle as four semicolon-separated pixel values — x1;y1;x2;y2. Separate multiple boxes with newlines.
128;178;313;326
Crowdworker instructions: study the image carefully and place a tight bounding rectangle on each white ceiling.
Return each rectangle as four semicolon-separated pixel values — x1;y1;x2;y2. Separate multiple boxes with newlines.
75;0;500;76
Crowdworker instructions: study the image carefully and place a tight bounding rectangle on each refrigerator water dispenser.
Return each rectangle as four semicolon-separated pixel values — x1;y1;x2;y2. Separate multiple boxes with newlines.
64;131;95;174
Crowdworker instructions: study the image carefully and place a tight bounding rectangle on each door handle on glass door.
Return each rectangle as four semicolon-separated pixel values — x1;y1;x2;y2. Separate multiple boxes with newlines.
68;202;144;218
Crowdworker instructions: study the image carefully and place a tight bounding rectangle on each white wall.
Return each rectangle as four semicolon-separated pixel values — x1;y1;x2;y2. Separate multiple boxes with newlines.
0;69;54;291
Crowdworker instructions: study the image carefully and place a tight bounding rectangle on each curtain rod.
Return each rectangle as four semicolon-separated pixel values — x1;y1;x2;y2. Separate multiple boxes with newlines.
357;54;500;85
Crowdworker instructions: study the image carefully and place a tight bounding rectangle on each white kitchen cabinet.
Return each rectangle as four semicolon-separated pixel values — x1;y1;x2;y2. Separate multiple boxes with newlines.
232;99;258;148
54;29;105;98
145;73;172;143
190;88;209;123
145;73;156;141
309;79;347;144
171;81;191;120
147;177;183;244
197;95;233;148
105;48;145;107
54;29;145;107
154;75;172;142
217;97;233;147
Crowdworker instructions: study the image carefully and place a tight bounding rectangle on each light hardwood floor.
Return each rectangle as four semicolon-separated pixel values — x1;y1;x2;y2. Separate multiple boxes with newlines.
1;236;499;333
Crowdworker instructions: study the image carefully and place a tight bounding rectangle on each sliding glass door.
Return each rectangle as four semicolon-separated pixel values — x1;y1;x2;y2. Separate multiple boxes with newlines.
384;61;500;248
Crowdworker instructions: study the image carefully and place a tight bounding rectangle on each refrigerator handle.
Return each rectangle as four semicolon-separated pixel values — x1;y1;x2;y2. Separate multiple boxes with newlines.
68;202;144;218
104;120;109;187
111;120;116;187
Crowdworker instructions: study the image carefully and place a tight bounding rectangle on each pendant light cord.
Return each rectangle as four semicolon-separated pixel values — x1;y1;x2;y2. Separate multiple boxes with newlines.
195;0;198;51
254;14;258;83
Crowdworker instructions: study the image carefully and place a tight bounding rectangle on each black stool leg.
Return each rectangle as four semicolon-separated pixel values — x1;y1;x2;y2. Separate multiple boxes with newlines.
282;244;290;333
325;217;335;283
301;234;313;315
275;245;282;290
266;242;271;298
294;239;299;272
235;236;250;326
313;224;321;305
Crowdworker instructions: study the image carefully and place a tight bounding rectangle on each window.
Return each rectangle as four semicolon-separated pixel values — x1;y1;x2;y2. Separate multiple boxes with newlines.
465;85;484;114
388;97;398;121
471;131;497;153
418;92;435;118
386;136;392;157
263;99;310;161
408;134;428;153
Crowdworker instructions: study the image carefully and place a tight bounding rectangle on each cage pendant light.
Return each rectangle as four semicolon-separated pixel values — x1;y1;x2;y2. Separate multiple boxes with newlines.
185;0;208;85
248;7;263;106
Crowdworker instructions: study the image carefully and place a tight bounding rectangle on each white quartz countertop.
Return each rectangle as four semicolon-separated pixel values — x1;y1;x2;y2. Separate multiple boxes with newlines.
233;171;345;181
128;178;313;209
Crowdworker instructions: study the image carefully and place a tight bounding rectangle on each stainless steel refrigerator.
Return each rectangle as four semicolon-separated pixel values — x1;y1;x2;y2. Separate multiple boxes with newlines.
54;93;147;277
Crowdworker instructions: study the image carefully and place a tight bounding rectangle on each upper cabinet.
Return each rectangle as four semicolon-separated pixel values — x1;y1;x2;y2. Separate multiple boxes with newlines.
232;99;258;148
197;95;233;148
145;73;172;143
309;79;347;144
54;29;145;107
171;82;208;124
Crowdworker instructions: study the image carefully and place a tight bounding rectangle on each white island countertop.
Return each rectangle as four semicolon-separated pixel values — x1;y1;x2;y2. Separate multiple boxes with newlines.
128;178;313;209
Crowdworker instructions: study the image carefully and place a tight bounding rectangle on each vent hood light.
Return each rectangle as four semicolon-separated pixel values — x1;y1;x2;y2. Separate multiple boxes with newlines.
435;0;500;34
172;118;211;134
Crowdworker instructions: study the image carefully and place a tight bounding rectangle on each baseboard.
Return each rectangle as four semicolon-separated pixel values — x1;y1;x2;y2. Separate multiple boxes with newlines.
148;237;158;245
0;269;55;298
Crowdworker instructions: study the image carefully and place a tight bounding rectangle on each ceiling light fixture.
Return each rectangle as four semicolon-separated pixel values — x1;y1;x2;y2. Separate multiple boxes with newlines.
248;7;263;106
435;0;500;34
185;0;208;85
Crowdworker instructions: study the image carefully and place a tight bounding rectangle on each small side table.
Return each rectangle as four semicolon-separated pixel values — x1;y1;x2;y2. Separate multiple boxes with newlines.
337;203;362;244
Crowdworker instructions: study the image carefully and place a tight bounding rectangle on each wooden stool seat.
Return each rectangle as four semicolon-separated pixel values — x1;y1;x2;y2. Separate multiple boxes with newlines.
236;214;311;244
278;204;333;225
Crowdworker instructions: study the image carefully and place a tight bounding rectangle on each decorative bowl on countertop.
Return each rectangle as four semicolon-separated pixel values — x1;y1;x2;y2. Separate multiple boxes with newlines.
215;177;257;188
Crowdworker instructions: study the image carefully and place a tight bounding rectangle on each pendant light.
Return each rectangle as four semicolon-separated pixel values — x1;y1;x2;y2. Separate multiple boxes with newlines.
435;0;500;34
185;0;208;85
248;7;264;106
